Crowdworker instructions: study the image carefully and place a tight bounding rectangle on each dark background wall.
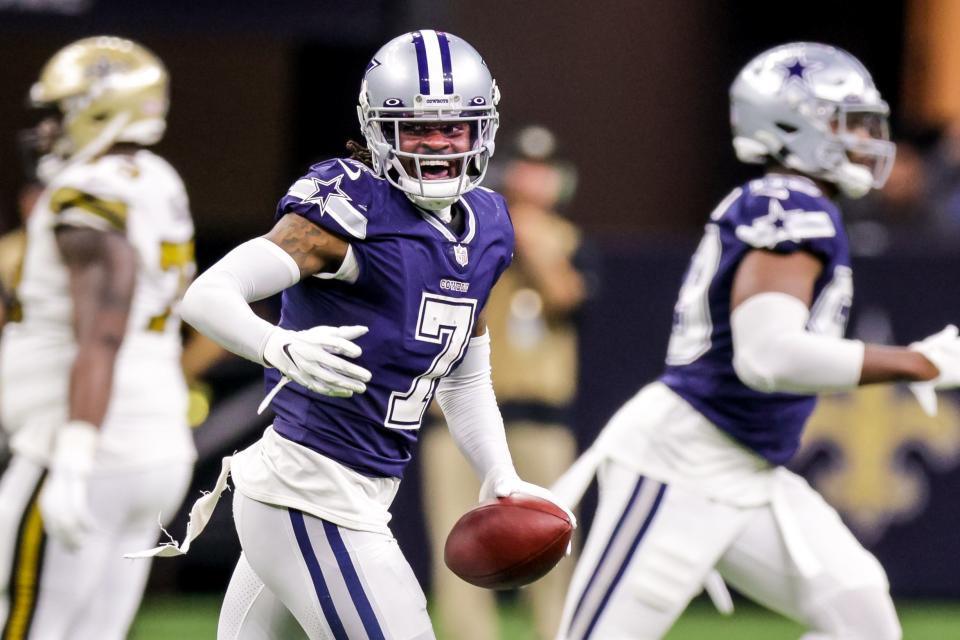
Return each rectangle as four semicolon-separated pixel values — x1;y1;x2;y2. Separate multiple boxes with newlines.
0;0;908;246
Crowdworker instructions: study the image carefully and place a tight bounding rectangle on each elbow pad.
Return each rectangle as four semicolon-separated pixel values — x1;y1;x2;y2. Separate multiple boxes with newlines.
731;292;864;394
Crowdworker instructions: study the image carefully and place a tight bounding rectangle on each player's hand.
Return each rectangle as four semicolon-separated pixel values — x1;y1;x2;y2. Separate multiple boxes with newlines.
39;421;98;551
908;325;960;416
262;325;372;397
480;465;578;534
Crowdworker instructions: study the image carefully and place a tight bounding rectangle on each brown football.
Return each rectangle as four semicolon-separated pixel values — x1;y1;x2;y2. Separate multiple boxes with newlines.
443;494;573;590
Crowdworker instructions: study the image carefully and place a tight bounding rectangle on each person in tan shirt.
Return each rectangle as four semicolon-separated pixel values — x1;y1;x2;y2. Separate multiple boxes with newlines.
422;126;588;639
0;183;42;327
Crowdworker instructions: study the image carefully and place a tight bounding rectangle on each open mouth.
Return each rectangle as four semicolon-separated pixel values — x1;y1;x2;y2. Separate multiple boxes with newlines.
421;159;456;180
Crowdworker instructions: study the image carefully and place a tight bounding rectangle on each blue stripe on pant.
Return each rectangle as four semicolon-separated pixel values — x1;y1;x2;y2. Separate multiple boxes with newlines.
289;509;348;640
322;520;386;640
566;477;668;639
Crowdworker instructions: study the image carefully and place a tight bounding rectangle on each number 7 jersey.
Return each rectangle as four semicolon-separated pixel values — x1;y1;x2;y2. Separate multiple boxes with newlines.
661;174;852;465
266;158;514;479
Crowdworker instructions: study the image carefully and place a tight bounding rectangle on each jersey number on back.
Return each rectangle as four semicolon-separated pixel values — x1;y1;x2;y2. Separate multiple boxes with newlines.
666;225;722;365
385;292;477;430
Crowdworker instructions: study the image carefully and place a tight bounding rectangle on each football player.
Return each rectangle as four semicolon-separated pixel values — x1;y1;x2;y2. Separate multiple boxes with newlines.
174;30;573;639
0;37;197;639
552;42;960;640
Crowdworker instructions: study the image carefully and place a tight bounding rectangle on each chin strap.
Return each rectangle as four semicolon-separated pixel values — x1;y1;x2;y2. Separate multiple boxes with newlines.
405;192;458;213
39;111;133;183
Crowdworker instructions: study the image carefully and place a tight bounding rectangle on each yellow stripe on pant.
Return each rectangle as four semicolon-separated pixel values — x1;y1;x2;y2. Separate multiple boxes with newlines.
2;484;46;640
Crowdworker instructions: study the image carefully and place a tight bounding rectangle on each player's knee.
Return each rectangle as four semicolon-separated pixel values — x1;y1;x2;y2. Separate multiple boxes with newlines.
807;585;901;640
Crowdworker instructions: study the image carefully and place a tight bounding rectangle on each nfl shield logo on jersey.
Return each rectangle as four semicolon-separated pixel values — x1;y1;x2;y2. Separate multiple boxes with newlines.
453;244;469;267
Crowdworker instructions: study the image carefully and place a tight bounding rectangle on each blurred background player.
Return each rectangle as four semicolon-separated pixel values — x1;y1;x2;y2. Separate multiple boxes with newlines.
0;36;197;640
170;30;573;639
422;124;587;640
552;42;960;640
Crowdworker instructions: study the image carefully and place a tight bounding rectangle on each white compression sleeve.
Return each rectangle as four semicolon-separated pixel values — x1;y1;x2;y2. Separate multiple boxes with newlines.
731;292;864;394
434;332;515;481
180;237;301;365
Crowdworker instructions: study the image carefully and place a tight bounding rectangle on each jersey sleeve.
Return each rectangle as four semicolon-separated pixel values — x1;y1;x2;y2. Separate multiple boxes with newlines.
724;183;842;263
276;159;377;240
48;169;130;233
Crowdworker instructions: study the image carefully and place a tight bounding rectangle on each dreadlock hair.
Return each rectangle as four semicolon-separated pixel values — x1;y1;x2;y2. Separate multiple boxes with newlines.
346;140;373;168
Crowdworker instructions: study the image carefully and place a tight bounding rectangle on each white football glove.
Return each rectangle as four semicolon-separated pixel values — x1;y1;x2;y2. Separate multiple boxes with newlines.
908;325;960;417
479;465;578;532
262;325;372;398
39;420;98;551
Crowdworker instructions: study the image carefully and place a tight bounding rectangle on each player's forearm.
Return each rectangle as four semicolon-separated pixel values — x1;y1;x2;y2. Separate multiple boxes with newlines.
69;341;122;426
180;238;300;365
436;332;515;481
860;344;938;385
732;292;864;393
181;274;276;365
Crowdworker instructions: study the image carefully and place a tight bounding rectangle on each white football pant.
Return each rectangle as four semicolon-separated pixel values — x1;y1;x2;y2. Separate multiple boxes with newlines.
219;491;435;640
0;455;192;640
556;461;901;640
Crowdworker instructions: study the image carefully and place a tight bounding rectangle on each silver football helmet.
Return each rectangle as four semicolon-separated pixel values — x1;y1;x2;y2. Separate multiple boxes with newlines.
731;42;896;199
358;30;500;210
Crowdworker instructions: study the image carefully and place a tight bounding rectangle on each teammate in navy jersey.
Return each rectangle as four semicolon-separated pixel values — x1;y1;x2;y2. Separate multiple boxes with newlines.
552;43;960;640
167;30;571;640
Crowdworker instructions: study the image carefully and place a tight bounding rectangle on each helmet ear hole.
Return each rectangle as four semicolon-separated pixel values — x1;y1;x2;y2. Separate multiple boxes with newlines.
775;122;798;134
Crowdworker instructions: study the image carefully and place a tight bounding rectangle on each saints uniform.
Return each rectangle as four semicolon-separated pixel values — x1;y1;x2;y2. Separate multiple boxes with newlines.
557;175;893;639
0;150;196;640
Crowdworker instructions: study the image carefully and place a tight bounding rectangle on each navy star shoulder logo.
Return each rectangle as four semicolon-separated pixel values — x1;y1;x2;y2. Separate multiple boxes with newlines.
302;174;352;211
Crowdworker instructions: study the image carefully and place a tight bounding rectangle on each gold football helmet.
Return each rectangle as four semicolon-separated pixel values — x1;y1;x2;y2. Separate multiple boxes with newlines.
30;36;168;168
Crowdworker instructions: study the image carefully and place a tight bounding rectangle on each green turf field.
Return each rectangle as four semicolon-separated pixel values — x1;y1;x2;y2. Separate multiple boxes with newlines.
130;594;960;639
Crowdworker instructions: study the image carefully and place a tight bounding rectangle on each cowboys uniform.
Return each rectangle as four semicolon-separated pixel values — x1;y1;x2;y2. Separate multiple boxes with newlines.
170;30;521;640
555;43;901;640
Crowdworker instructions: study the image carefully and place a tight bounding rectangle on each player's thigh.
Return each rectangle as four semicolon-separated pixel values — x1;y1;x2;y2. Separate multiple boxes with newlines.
234;492;435;640
219;552;307;640
718;472;898;639
559;461;750;640
69;462;194;640
88;460;193;530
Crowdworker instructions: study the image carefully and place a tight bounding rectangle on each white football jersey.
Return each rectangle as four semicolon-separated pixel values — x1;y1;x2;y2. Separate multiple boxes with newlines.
0;150;197;470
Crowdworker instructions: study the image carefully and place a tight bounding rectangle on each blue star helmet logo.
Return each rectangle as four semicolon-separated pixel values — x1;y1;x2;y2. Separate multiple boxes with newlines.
777;57;822;91
302;174;352;210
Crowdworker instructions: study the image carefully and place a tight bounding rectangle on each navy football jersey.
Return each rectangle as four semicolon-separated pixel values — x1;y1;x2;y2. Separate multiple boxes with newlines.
661;174;852;465
267;158;513;478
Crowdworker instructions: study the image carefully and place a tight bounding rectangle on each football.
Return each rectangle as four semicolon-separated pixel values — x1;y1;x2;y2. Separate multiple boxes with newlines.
443;494;573;590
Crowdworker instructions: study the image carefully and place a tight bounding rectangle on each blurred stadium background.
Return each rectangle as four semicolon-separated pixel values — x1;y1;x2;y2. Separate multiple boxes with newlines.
3;0;960;637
